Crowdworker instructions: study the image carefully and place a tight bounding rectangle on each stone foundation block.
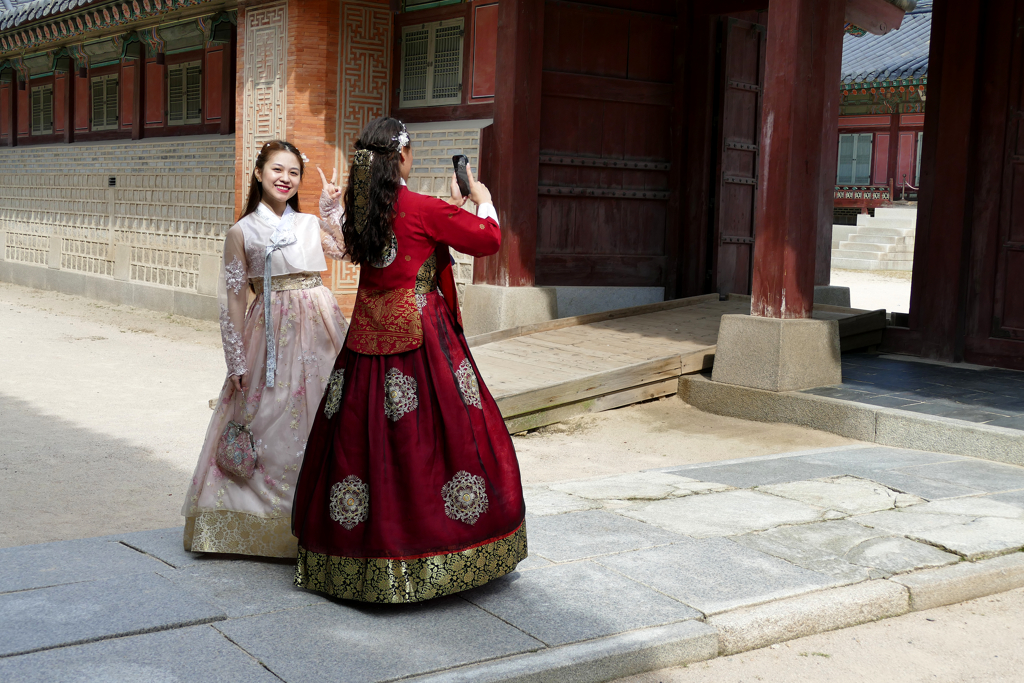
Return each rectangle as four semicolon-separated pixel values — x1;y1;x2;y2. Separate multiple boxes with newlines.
462;284;558;336
113;244;131;281
0;229;6;261
711;315;841;392
553;286;665;319
813;285;852;308
197;254;221;297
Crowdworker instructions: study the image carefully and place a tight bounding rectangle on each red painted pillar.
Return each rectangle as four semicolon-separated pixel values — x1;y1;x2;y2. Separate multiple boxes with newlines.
7;78;17;148
751;0;846;318
472;0;544;287
815;18;845;287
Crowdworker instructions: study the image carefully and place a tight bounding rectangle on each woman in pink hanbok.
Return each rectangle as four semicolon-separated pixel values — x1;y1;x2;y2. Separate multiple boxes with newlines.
182;140;349;557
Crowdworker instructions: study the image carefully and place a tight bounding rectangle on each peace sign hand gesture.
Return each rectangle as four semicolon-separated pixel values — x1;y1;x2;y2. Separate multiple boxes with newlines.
317;166;342;202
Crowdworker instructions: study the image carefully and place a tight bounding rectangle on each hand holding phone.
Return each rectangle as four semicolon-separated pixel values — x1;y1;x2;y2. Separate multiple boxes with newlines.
453;155;470;198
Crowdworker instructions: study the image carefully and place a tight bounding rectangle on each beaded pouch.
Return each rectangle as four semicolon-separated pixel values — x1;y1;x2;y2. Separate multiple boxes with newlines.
215;421;258;479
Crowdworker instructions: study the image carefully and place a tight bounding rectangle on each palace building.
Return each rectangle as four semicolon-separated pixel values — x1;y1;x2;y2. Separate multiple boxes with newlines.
2;0;1022;376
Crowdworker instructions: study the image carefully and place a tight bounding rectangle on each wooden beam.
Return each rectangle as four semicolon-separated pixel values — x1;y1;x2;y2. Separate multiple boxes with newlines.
751;0;846;319
540;72;673;106
473;0;545;287
845;0;906;36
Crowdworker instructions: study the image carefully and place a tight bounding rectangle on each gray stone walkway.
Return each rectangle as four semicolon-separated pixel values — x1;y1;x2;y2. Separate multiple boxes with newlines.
4;445;1024;683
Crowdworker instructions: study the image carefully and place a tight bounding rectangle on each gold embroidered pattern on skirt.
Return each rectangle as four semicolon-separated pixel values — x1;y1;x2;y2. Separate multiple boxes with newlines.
414;253;438;293
323;369;345;419
455;359;482;409
329;475;370;530
442;470;489;524
346;288;423;355
294;522;527;603
383;368;418;421
252;272;323;297
184;511;297;558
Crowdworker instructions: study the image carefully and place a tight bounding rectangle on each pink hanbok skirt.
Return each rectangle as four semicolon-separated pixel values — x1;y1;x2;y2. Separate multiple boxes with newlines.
182;282;347;557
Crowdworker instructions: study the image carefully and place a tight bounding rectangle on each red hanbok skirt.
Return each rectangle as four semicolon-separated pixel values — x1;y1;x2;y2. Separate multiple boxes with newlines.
291;289;527;603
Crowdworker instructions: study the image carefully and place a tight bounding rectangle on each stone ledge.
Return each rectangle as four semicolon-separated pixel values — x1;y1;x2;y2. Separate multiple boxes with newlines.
678;374;1024;465
891;552;1024;612
708;580;909;656
0;260;218;321
406;620;717;683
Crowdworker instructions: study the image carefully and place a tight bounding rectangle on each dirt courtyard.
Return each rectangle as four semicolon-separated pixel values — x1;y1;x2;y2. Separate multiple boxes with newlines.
0;281;854;548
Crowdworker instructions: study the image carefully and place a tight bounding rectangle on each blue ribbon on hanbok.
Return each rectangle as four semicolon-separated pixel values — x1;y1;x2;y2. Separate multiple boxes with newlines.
262;217;297;388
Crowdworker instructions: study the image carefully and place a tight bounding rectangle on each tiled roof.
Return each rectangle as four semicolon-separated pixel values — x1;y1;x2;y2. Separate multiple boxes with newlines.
842;0;931;83
0;1;102;31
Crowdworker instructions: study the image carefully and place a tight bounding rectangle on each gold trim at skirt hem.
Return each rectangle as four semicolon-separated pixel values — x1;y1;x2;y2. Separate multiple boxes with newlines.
184;511;298;558
294;522;527;603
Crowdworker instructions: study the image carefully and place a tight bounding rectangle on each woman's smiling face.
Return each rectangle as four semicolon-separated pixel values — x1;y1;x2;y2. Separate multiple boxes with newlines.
256;150;302;203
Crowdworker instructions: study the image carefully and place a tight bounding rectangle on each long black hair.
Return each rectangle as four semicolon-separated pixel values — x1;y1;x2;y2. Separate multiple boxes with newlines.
342;117;406;266
239;140;305;221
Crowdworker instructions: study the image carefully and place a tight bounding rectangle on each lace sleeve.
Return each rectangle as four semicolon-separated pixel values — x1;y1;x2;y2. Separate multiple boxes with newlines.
220;226;249;377
320;188;348;261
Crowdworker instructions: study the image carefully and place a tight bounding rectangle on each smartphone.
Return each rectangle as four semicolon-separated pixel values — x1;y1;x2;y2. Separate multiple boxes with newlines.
452;155;470;198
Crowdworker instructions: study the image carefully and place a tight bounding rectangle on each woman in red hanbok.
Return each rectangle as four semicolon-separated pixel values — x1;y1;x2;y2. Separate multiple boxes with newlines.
291;117;526;603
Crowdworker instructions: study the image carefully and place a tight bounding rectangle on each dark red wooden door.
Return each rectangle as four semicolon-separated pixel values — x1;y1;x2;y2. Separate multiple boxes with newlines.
964;0;1024;368
710;16;766;296
535;0;677;287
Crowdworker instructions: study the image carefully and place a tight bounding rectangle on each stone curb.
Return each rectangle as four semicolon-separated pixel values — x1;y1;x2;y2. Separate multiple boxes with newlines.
891;552;1024;612
707;580;909;656
678;374;1024;466
404;619;718;683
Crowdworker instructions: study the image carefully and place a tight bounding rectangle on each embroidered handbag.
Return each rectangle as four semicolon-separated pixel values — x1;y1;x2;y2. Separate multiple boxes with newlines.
215;421;258;479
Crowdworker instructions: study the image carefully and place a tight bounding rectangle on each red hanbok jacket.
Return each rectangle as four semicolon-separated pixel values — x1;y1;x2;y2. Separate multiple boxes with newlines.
345;186;500;355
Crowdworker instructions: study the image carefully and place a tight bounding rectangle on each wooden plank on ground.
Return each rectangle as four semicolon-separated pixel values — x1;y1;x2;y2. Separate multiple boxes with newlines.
467;293;722;347
504;378;680;433
496;356;682;418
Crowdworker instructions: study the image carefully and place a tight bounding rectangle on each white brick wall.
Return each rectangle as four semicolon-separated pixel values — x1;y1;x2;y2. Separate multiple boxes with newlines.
0;136;235;294
407;120;491;300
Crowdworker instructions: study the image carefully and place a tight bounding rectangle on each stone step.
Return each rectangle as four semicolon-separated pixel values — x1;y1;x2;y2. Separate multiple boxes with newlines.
831;256;914;271
847;233;915;246
873;206;918;219
856;226;916;237
855;216;918;230
831;248;914;261
837;241;915;254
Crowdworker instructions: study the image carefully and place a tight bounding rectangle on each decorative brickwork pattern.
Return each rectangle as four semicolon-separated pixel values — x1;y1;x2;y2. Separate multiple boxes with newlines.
241;2;288;186
1;138;235;293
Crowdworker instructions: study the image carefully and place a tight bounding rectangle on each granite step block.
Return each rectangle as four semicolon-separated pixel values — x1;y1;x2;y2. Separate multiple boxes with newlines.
461;560;701;646
0;625;279;683
214;598;543;683
0;572;225;658
0;538;170;594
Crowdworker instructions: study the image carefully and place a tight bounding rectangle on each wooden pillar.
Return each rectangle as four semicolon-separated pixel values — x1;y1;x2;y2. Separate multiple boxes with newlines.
220;24;237;136
886;108;900;196
473;0;544;287
6;79;17;147
751;0;845;318
62;70;74;144
815;16;845;287
132;56;145;141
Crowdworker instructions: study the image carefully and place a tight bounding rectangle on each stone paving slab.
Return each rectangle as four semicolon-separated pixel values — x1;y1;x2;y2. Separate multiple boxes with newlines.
462;560;700;646
757;476;923;515
107;527;203;569
733;519;958;580
895;459;1024;493
522;485;599;516
842;469;988;500
0;538;170;594
0;572;225;657
214;598;543;683
550;472;730;501
620;490;834;538
986;489;1024;507
527;510;683;562
663;458;846;488
0;625;279;683
158;557;331;618
594;537;841;615
855;508;1024;560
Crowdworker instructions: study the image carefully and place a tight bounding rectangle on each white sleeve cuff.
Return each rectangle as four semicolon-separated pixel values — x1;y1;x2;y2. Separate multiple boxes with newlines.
476;202;499;226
